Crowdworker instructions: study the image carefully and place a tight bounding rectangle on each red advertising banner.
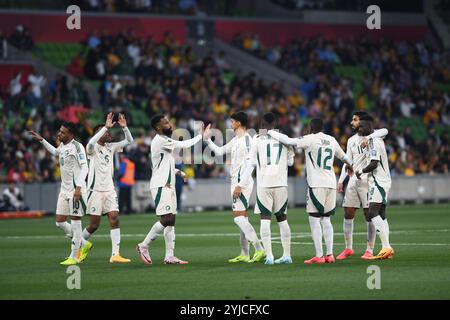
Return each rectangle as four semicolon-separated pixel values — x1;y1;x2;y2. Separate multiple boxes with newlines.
216;20;428;46
0;12;185;43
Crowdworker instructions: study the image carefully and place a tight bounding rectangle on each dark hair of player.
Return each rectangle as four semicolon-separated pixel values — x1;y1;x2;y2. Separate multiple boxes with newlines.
263;112;277;124
261;112;277;130
151;114;165;130
230;111;248;127
359;114;374;122
353;111;369;119
310;118;323;133
61;122;77;136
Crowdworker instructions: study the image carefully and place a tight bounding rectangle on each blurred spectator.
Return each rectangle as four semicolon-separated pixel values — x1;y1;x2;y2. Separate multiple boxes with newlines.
118;154;135;214
67;54;84;78
27;69;46;108
2;183;29;211
0;30;449;185
8;25;34;51
0;30;7;59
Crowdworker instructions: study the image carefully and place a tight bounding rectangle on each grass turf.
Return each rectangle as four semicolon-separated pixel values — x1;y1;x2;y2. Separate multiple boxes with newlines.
0;204;449;300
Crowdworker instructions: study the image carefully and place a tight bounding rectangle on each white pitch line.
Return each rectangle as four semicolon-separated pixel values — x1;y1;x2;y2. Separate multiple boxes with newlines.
272;241;450;246
1;229;450;242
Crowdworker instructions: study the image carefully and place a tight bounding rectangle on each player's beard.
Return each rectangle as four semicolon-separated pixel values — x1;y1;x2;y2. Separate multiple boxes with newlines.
163;128;173;136
352;125;359;133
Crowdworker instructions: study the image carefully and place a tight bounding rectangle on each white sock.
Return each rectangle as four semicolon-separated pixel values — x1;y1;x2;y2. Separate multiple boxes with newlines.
309;216;323;257
372;215;391;248
260;219;273;259
82;228;92;240
366;221;376;253
110;228;121;256
278;220;291;258
239;229;250;256
234;216;263;251
56;221;72;238
321;217;334;256
383;218;390;244
141;221;165;247
70;220;82;260
164;226;175;259
343;218;353;250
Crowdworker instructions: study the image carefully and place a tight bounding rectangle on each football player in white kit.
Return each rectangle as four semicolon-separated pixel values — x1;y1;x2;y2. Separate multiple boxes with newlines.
136;114;211;265
78;113;134;263
29;123;88;265
356;115;394;260
268;118;353;264
238;113;294;265
336;111;388;260
205;111;265;263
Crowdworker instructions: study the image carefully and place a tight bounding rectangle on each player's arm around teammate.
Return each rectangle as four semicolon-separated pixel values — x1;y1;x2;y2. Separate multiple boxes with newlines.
355;116;393;260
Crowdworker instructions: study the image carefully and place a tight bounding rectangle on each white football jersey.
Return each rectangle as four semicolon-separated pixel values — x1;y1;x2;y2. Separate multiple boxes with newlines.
57;139;88;194
247;134;294;188
150;134;202;189
296;132;346;189
87;142;127;192
341;129;388;183
368;137;391;188
207;133;253;187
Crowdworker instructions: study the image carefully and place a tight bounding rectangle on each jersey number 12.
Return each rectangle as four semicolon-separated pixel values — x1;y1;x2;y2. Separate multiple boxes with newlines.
316;147;332;170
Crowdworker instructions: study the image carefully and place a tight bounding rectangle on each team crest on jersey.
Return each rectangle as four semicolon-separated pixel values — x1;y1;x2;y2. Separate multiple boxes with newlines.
65;150;70;156
371;149;377;157
79;154;85;160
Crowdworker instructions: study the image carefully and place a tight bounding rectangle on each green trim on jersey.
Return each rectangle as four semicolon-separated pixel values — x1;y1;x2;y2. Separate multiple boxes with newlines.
245;135;251;152
239;193;249;210
257;152;260;167
237;167;241;183
157;153;164;169
309;188;324;214
154;187;162;208
167;166;171;185
256;195;272;216
89;171;96;190
325;208;336;216
380;159;386;172
274;199;288;217
87;191;93;202
276;143;283;164
308;152;316;168
373;177;387;204
266;143;271;165
79;196;87;213
71;140;82;153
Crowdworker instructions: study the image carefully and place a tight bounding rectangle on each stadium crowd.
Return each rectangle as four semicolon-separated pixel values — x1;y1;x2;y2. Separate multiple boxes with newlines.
1;29;449;185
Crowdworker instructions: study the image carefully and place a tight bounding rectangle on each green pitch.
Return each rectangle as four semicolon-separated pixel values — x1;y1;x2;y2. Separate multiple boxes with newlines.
1;204;449;300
